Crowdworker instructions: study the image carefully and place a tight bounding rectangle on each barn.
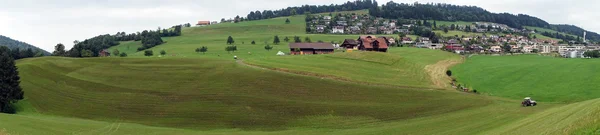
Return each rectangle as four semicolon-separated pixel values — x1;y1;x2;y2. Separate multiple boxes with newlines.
289;43;335;55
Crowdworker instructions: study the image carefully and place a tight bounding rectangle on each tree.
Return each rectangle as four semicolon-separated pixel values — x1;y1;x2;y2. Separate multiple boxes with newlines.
304;37;312;43
225;46;237;53
284;37;290;42
80;49;93;57
433;21;437;29
443;27;449;33
112;49;120;56
291;9;297;16
0;46;24;114
119;52;127;57
52;43;66;56
227;36;235;45
251;40;256;45
502;43;512;53
294;36;302;43
144;50;153;56
533;35;537;39
199;46;208;54
285;18;291;24
273;35;281;44
264;44;273;51
450;24;456;30
446;70;452;76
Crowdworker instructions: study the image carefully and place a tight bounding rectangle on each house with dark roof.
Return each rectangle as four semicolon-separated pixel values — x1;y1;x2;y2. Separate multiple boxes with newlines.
289;43;335;55
357;36;388;52
341;39;359;50
196;21;211;26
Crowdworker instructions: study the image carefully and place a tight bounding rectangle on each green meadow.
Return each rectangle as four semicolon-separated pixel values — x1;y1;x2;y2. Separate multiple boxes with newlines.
452;55;600;103
4;11;600;135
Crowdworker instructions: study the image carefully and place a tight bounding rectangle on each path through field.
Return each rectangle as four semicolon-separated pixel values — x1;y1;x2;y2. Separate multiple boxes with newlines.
424;57;464;89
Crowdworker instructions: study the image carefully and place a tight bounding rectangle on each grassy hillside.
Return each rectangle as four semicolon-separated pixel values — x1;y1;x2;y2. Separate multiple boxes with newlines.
107;41;142;56
8;10;600;135
431;20;475;27
525;26;579;38
17;57;487;130
245;48;461;88
451;55;600;103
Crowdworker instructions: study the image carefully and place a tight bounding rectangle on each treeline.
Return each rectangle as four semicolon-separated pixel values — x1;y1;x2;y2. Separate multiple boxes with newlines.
540;31;579;42
6;48;45;60
551;24;600;42
0;35;50;55
373;2;549;29
62;24;186;57
245;0;376;21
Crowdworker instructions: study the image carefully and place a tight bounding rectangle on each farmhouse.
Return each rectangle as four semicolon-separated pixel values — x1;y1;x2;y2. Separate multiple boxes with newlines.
99;49;110;57
289;43;335;55
196;21;211;26
341;39;359;50
357;36;388;52
401;37;414;44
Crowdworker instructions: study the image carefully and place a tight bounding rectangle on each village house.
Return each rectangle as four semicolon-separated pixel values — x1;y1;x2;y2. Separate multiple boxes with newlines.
316;25;326;33
340;39;359;50
396;29;409;34
289;43;335;55
357;35;389;52
490;45;502;52
401;37;414;44
538;45;552;53
468;45;485;53
337;21;348;26
196;21;211;26
558;45;586;57
349;26;361;34
367;27;377;34
420;37;431;44
324;16;332;20
445;44;465;54
332;26;345;34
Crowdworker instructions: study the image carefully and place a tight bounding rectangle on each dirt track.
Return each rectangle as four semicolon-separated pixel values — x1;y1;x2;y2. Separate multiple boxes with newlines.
424;57;464;89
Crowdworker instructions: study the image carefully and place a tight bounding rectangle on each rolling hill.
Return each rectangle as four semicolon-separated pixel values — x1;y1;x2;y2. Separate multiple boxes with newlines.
0;35;50;55
5;10;600;135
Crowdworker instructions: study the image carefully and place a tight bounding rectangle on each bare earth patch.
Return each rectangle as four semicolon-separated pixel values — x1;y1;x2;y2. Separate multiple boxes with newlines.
424;57;464;89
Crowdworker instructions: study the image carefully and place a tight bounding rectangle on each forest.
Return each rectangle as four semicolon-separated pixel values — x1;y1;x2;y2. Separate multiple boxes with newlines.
63;24;187;57
0;35;50;56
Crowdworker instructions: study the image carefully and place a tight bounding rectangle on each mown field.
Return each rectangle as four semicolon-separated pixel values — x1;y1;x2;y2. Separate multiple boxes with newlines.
245;48;461;88
5;10;600;135
452;55;600;103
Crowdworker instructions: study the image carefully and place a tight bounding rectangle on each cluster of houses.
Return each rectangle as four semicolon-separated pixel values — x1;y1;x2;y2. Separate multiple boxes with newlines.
406;34;599;58
288;35;395;55
307;14;411;35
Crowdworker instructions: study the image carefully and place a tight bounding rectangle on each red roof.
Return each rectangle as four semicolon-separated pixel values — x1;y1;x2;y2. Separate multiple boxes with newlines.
361;37;388;49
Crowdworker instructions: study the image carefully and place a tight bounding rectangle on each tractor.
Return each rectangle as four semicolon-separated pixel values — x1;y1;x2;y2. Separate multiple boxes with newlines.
521;97;537;107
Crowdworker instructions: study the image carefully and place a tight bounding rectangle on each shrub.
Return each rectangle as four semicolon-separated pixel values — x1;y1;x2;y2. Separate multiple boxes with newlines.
119;52;127;57
144;50;153;56
446;70;452;76
160;50;166;55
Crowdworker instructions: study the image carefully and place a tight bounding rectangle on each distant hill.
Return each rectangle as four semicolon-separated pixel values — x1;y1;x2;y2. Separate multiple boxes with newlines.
0;35;50;55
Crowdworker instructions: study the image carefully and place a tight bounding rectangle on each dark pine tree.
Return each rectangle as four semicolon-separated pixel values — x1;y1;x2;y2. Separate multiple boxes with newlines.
0;46;24;114
273;35;281;44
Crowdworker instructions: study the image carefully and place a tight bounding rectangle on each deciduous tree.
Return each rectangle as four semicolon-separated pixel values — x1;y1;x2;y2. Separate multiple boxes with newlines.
144;50;153;56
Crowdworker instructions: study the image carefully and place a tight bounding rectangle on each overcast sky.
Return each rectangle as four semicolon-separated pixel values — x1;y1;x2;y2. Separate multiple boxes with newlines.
1;0;597;52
